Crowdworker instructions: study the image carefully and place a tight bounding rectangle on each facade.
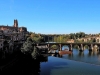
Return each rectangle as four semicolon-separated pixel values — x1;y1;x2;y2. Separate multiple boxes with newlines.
82;37;100;43
66;39;74;43
0;19;28;42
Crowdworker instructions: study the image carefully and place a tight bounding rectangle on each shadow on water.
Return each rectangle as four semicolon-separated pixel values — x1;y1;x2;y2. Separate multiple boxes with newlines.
0;54;42;75
0;53;68;75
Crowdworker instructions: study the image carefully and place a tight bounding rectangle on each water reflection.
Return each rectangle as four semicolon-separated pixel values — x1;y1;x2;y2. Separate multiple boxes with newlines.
78;51;84;57
87;50;99;57
58;54;62;58
88;51;93;57
40;56;100;75
50;49;100;65
0;55;48;75
97;51;100;55
68;53;73;58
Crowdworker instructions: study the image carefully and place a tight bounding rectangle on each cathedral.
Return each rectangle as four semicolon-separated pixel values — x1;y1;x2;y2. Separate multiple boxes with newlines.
0;19;28;43
0;19;27;32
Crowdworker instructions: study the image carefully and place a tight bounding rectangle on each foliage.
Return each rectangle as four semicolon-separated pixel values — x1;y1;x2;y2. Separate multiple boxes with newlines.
21;37;34;55
74;45;79;49
84;45;89;49
53;35;70;43
28;31;100;43
31;46;40;59
30;32;44;43
42;32;86;43
51;45;58;49
21;37;41;59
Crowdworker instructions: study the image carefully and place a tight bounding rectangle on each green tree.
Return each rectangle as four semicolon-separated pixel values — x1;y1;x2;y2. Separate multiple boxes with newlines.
21;37;34;55
30;32;45;43
21;37;41;59
31;46;40;59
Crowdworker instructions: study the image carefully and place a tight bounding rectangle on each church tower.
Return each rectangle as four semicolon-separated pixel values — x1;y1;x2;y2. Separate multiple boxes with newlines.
14;19;18;27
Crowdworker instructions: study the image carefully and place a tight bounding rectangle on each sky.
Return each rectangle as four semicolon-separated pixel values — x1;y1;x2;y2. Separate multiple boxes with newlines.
0;0;100;34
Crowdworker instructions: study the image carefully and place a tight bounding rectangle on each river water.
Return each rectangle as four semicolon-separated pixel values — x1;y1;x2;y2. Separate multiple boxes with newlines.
40;49;100;75
59;49;100;65
1;48;100;75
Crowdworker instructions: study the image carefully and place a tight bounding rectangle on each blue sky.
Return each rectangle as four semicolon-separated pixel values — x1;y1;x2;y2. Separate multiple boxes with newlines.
0;0;100;34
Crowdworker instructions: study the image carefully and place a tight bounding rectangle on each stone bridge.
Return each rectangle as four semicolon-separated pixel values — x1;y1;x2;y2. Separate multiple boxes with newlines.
36;43;100;51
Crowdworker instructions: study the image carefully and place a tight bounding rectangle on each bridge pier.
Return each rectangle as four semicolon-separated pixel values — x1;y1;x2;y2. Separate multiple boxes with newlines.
79;44;83;51
59;44;62;51
48;44;50;51
89;44;93;51
69;44;73;51
37;43;100;52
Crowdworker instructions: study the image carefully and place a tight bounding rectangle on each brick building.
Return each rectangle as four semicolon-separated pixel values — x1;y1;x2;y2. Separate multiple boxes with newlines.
0;19;28;42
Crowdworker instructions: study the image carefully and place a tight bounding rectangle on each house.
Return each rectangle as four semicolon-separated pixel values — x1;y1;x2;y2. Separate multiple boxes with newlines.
66;39;74;43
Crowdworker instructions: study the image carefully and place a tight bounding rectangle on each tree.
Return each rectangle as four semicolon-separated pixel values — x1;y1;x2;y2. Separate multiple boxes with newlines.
21;37;34;55
31;46;40;59
30;32;45;43
70;33;75;39
21;37;41;59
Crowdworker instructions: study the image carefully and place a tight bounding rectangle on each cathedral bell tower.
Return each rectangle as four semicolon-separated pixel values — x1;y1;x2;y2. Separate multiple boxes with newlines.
14;19;18;27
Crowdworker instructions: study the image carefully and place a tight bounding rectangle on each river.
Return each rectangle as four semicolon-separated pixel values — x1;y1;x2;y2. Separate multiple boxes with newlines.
40;49;100;75
1;48;100;75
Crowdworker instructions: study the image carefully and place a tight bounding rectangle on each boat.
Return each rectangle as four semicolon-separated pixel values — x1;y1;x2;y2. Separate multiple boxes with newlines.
59;50;72;55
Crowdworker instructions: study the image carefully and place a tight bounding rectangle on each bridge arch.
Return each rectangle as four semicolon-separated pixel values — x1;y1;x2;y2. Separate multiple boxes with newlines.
93;44;98;50
49;44;59;50
83;45;89;50
38;43;100;51
62;45;70;50
72;44;79;50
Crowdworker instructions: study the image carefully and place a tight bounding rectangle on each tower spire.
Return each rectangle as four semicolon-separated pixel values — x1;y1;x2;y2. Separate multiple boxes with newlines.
14;19;18;27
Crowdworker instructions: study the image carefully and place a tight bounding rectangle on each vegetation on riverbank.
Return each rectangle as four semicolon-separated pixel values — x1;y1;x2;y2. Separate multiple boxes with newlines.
29;32;44;43
28;32;99;43
20;32;99;59
21;37;41;59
